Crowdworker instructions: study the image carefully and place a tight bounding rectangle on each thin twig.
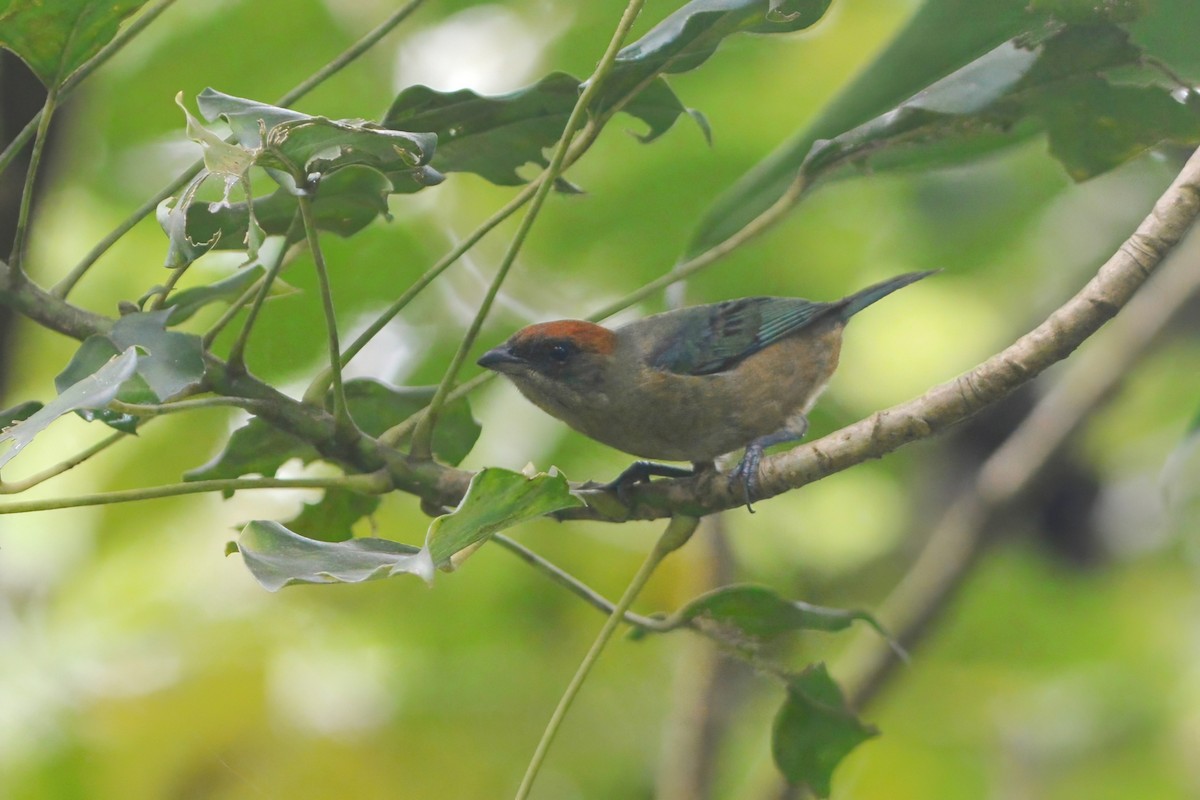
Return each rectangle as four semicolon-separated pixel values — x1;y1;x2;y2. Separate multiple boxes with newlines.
0;471;391;515
492;533;666;629
225;219;300;365
296;194;354;434
109;396;265;417
0;431;126;494
407;0;650;460
515;515;698;800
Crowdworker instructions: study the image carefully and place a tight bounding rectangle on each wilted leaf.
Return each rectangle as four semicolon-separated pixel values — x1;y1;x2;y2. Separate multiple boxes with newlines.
196;88;438;185
161;90;441;267
165;166;393;264
0;0;148;87
1;347;138;471
772;663;877;797
425;468;582;568
235;520;431;591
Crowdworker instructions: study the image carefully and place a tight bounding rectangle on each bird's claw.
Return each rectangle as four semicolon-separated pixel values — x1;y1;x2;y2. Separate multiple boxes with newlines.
603;461;695;506
728;445;763;513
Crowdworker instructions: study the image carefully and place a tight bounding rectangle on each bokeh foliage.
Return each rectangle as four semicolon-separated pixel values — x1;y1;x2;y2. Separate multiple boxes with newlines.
1;0;1199;798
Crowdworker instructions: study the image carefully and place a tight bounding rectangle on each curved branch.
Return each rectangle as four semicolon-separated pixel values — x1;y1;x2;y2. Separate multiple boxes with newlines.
0;257;114;338
835;197;1200;711
548;147;1200;521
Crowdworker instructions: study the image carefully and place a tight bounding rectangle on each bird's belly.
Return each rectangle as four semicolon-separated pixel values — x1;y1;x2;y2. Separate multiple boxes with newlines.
575;325;843;462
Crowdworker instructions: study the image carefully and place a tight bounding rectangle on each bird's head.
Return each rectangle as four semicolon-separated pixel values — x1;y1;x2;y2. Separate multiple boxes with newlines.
477;320;619;411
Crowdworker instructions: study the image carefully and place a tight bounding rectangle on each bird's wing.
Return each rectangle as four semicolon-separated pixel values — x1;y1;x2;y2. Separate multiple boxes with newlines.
650;297;832;376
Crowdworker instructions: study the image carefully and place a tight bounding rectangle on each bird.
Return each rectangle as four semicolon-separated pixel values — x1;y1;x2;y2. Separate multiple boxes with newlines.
477;270;935;510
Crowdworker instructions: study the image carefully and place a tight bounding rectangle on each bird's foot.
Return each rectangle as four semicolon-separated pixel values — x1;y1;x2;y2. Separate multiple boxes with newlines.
728;444;764;513
603;461;695;505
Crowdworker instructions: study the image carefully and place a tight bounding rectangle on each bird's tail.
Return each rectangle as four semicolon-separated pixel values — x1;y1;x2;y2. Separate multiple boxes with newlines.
837;270;938;319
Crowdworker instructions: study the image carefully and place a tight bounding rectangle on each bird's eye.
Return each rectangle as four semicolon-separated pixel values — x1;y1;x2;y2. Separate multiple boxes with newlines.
549;342;571;362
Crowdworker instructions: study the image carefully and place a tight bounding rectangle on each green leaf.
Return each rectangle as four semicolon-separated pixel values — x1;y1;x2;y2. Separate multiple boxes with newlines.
384;72;695;188
683;0;1050;257
0;0;148;88
340;380;481;466
1029;74;1200;181
382;0;832;189
107;311;206;400
635;584;890;647
234;520;430;592
772;663;877;797
283;488;382;543
799;25;1198;182
689;16;1200;254
160;264;297;325
2;347;138;471
55;312;204;432
185;420;314;486
425;468;582;568
612;0;831;76
54;337;150;432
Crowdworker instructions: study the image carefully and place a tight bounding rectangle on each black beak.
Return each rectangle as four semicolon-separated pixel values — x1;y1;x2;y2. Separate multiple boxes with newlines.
477;345;524;371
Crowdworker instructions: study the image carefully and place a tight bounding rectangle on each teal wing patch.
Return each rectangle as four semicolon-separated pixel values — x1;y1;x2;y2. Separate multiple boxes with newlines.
650;297;832;375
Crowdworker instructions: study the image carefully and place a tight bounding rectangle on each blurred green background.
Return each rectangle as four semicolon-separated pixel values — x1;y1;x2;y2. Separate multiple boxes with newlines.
2;0;1199;797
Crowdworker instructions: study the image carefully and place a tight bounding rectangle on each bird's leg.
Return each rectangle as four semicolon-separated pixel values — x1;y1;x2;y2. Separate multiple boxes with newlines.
729;416;810;513
604;461;696;504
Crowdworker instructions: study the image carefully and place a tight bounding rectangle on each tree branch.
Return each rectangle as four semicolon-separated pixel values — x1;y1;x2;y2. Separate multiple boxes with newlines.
834;189;1200;711
551;147;1200;520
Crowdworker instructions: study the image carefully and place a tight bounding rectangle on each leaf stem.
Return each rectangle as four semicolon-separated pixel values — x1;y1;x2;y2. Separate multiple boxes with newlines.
492;533;667;629
0;472;390;515
515;515;697;800
296;193;354;435
225;218;300;365
314;186;537;408
587;174;810;322
203;273;266;349
109;396;265;417
408;0;649;460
